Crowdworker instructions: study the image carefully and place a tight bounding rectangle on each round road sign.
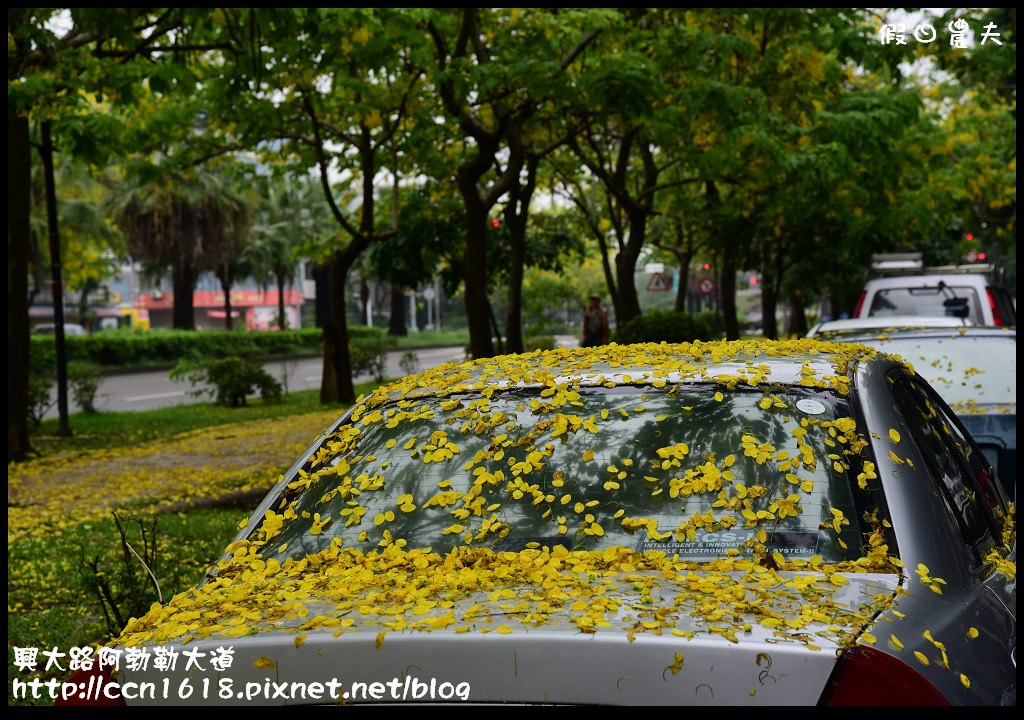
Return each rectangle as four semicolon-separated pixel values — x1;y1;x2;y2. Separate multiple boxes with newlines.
698;277;716;295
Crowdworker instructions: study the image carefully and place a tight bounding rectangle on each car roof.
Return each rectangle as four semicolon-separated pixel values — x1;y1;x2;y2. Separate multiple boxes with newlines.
814;325;1015;343
862;273;993;289
359;339;881;409
808;316;970;337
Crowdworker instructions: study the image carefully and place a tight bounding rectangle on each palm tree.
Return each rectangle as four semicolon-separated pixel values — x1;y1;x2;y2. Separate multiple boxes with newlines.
29;154;124;327
245;175;331;330
110;168;248;330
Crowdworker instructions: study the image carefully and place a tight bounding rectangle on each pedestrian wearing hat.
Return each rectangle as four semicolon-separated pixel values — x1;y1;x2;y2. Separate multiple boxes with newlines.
581;294;610;347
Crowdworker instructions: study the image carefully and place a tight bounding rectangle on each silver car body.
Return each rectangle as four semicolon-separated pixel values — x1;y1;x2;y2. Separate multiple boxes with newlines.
114;342;1016;705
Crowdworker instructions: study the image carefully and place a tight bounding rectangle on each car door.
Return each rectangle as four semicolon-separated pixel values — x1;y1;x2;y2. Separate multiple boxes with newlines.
887;370;1015;704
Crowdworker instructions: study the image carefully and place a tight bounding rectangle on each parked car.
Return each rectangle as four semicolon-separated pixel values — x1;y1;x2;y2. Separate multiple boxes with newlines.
806;315;970;338
33;322;87;336
808;322;1016;500
71;340;1015;706
854;254;1015;327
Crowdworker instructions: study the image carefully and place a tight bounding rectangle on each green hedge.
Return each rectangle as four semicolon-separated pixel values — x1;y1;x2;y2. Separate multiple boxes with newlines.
30;326;390;371
612;310;723;345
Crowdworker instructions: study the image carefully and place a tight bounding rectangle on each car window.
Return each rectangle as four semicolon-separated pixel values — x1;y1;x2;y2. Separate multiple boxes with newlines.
862;334;1016;409
889;374;1000;562
868;287;983;324
260;386;870;565
915;378;1009;516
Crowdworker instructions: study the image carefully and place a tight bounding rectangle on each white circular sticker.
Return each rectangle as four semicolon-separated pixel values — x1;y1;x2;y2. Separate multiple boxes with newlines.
796;399;827;415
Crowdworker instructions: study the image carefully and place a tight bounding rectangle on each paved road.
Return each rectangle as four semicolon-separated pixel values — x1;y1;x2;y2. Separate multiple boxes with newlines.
43;336;580;417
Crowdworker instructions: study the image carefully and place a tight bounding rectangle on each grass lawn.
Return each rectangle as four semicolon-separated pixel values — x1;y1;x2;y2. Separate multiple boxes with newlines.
30;384;381;455
8;507;245;706
9;382;385;705
390;327;468;349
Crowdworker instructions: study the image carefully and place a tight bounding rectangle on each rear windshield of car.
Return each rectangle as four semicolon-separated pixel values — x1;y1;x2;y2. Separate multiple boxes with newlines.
866;335;1016;410
868;286;983;324
260;385;873;565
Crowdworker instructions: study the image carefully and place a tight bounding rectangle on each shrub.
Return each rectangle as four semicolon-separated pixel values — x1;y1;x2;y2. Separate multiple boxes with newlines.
78;513;162;636
399;350;419;376
171;356;282;407
349;337;389;381
612;310;723;345
68;362;102;413
27;373;54;427
523;335;556;352
30;326;391;369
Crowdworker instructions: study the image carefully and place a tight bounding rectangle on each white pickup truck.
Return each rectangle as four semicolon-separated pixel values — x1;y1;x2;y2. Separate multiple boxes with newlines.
855;253;1016;326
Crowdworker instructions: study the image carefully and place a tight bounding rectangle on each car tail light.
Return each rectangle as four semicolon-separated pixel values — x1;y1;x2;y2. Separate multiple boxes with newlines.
986;288;1004;326
853;291;866;318
52;665;124;707
819;646;948;706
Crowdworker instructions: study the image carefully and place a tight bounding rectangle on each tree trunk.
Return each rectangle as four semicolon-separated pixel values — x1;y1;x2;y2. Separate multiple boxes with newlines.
673;250;694;313
78;285;91;330
314;263;331;328
503;175;533;356
613;210;647;325
487;296;504;355
761;245;784;340
388;285;407;337
459;180;494;359
321;251;359;404
761;275;778;340
8;112;32;462
786;289;809;337
319;323;338;404
172;260;195;330
720;249;740;341
276;271;288;330
218;269;233;331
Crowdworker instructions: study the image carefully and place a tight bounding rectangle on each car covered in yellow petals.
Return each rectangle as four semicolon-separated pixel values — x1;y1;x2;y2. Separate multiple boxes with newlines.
808;322;1017;501
93;340;1015;706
